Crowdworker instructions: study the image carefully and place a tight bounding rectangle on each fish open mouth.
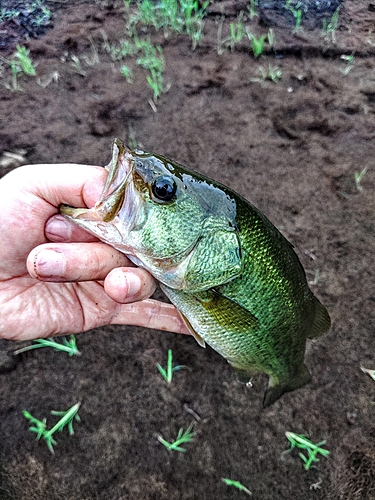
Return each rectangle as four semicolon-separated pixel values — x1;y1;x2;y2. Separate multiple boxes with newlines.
60;139;133;223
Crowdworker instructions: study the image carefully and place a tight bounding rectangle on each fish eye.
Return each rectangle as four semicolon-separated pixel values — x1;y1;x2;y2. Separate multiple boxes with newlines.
151;175;177;203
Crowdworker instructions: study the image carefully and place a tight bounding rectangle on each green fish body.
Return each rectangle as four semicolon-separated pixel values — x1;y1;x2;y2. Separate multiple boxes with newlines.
61;139;330;406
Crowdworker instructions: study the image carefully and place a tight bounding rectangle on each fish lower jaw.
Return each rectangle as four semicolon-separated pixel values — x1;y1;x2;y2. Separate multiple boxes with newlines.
60;205;103;222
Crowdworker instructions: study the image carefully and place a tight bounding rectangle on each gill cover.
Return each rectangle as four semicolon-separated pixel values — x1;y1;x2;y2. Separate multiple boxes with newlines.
61;139;243;292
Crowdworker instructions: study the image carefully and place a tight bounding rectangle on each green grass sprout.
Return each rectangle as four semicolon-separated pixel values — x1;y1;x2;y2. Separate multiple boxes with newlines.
267;28;275;48
83;37;100;66
257;64;282;82
354;165;368;191
248;0;259;19
135;37;164;100
14;45;36;76
340;53;354;75
285;1;304;32
322;7;340;43
23;411;47;439
156;423;196;452
23;402;81;454
361;366;375;381
31;0;52;28
102;1;208;98
367;29;375;47
157;349;187;383
70;55;86;76
247;32;266;58
50;406;81;436
101;30;136;61
284;432;330;470
0;45;36;90
135;38;164;72
293;7;303;32
14;335;80;356
120;64;134;83
0;2;51;27
0;8;20;23
228;12;246;52
222;478;252;496
216;16;225;55
133;0;208;47
147;68;164;101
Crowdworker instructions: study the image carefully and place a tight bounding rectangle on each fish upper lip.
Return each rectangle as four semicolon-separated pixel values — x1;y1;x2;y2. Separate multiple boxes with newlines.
91;140;134;222
60;139;134;223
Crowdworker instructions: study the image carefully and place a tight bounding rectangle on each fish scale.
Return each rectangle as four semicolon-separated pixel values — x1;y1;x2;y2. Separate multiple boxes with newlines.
61;139;330;407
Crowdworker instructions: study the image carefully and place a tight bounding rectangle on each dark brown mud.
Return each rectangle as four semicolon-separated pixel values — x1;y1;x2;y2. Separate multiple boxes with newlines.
1;1;374;499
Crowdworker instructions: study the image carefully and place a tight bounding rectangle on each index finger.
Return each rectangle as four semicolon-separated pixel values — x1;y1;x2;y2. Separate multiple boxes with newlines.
3;163;106;211
111;299;191;335
45;214;100;243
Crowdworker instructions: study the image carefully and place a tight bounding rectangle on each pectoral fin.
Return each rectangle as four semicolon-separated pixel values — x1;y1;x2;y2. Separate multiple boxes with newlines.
195;289;258;335
177;310;206;347
161;286;259;355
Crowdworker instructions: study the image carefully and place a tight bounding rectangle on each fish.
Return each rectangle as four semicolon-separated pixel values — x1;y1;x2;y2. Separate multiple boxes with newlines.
60;139;330;407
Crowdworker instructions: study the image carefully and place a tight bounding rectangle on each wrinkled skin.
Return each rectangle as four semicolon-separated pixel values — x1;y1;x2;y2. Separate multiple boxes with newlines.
0;163;189;341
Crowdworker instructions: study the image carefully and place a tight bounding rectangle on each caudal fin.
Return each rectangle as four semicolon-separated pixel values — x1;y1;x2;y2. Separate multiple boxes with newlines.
263;364;312;407
309;295;331;339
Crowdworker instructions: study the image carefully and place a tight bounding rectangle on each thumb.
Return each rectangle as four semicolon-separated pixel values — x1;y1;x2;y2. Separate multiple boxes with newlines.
2;163;106;212
28;163;106;209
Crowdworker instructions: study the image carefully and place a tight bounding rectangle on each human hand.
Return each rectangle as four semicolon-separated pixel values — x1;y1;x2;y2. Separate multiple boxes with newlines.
0;163;190;341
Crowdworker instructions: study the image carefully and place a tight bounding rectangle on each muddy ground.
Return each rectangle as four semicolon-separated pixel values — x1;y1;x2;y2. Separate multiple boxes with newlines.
1;1;375;499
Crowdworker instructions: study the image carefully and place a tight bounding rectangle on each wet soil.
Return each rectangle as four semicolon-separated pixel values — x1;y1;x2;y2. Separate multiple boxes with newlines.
1;1;375;499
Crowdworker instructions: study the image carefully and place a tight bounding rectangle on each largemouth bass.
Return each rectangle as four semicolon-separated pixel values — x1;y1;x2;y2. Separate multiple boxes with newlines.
61;139;330;407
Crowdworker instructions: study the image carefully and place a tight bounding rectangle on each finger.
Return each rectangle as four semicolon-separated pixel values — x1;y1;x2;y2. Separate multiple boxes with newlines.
27;242;133;282
104;267;157;304
45;214;99;243
111;299;191;336
36;164;107;208
0;165;108;278
3;163;106;210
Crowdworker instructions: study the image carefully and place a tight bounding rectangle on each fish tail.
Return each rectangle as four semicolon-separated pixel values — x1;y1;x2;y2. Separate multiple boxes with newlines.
309;295;331;339
263;364;311;407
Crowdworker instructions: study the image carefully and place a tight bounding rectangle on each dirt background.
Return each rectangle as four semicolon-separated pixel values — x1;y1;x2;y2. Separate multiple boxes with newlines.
1;1;375;499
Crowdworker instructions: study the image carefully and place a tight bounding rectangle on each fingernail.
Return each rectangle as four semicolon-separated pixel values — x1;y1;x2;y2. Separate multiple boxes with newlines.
120;272;142;299
34;249;66;279
45;216;70;242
